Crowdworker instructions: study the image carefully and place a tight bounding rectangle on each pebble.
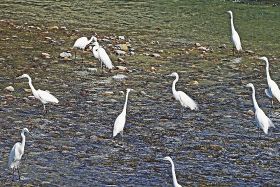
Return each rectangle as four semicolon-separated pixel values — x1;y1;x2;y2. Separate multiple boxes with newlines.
103;91;114;96
195;42;201;47
112;74;127;81
151;53;161;57
116;66;128;71
197;46;209;52
115;50;126;56
4;86;14;92
245;50;254;54
219;44;227;49
118;36;125;40
118;58;125;63
115;44;128;51
0;57;5;61
42;52;51;59
87;68;98;72
59;52;72;58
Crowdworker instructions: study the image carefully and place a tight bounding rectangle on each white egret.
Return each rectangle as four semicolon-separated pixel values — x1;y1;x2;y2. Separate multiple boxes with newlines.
246;83;275;134
163;156;182;187
259;56;280;107
227;10;242;55
8;128;31;180
17;74;59;113
168;72;198;110
73;36;97;62
113;88;132;140
92;42;114;70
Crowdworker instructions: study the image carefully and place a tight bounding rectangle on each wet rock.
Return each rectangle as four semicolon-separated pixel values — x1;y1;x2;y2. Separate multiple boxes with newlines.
59;52;72;58
151;66;156;72
24;88;31;93
158;49;164;53
118;36;125;40
112;74;127;81
60;26;67;30
140;91;147;96
116;44;128;51
195;42;201;47
129;51;135;56
246;110;254;116
119;91;125;95
115;50;126;56
151;53;161;58
49;26;59;30
219;44;227;49
33;57;39;61
118;58;125;63
116;66;128;71
87;68;98;72
192;80;199;85
41;52;51;59
103;91;114;96
245;50;254;54
197;46;209;52
0;57;5;61
4;86;14;92
45;37;52;40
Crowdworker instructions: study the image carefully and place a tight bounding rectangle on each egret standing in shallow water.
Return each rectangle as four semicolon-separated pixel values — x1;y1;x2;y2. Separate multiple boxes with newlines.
168;72;198;111
92;42;114;70
8;128;31;180
17;74;59;113
259;56;280;107
73;36;97;62
163;156;182;187
113;89;132;141
227;10;242;55
246;83;275;134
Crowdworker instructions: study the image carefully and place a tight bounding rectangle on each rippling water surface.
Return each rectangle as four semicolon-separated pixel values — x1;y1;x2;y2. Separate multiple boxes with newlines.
0;0;280;186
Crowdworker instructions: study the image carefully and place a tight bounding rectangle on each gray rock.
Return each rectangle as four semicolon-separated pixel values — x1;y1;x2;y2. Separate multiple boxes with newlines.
118;36;125;40
151;53;161;57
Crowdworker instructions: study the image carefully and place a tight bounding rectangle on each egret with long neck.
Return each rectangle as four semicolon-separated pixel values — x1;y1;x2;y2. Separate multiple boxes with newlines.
17;74;59;113
168;72;198;111
259;56;280;107
246;83;274;134
8;128;31;180
227;10;242;55
163;156;182;187
73;35;97;62
113;89;133;140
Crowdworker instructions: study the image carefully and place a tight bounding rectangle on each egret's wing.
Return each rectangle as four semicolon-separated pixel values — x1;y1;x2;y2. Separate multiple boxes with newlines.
98;48;114;69
269;80;280;102
113;112;126;137
73;37;87;49
255;109;274;134
177;91;198;110
37;89;59;103
8;143;21;168
232;31;242;51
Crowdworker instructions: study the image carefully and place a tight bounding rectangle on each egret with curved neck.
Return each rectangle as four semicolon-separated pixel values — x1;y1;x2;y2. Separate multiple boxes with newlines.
8;128;31;180
17;74;59;113
246;83;274;134
92;42;114;70
113;89;133;140
227;10;242;55
163;156;182;187
259;56;280;107
168;72;198;111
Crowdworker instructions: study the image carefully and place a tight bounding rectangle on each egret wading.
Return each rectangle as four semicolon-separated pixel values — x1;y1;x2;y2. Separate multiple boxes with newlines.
17;74;59;113
168;72;198;111
246;83;275;134
163;156;182;187
227;10;242;55
113;89;132;141
8;128;32;180
73;36;97;62
259;56;280;107
92;42;114;70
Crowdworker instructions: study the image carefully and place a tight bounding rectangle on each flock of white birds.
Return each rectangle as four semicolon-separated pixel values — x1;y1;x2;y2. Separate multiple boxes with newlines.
7;10;278;186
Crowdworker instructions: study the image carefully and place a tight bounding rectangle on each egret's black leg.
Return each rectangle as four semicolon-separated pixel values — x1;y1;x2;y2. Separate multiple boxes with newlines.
17;168;20;180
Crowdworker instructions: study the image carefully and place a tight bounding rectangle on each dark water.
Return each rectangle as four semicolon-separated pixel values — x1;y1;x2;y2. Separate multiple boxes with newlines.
0;0;280;186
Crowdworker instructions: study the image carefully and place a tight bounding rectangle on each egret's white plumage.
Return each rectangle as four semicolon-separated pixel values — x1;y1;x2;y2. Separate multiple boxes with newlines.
113;89;132;138
73;36;97;61
73;36;97;50
246;83;275;134
17;74;59;112
259;57;280;106
163;156;182;187
8;128;31;180
227;10;242;54
168;72;198;110
92;42;114;69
